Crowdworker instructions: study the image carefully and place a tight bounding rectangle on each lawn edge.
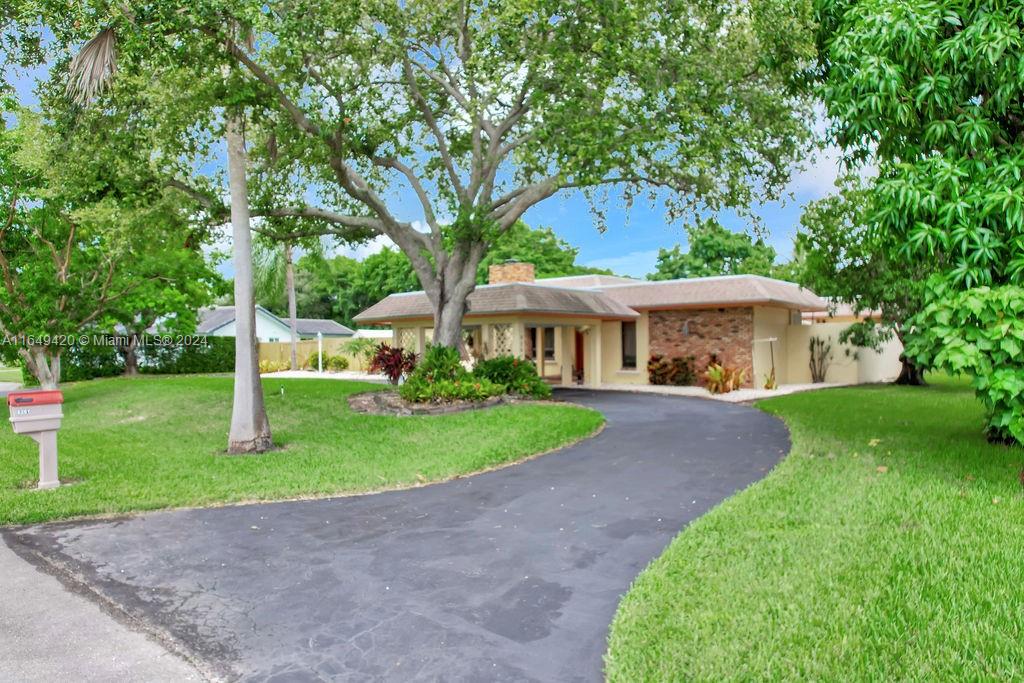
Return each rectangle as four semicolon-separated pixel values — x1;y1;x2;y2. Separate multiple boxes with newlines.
1;402;605;529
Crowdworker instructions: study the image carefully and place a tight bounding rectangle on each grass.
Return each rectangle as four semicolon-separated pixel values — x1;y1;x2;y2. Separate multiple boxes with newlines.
0;365;22;383
0;375;603;526
606;375;1024;681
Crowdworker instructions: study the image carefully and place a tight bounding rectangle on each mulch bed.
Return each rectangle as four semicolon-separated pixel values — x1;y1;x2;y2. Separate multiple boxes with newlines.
347;390;513;417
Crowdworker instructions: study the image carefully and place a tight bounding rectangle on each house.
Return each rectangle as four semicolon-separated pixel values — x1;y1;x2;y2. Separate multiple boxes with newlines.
353;262;903;388
197;306;354;343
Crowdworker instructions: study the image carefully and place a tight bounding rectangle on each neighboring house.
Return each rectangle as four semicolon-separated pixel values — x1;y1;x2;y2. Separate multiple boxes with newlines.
354;262;903;388
197;306;354;343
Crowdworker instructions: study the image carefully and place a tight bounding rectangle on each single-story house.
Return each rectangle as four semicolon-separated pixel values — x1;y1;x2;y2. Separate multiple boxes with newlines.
353;262;903;388
197;306;354;343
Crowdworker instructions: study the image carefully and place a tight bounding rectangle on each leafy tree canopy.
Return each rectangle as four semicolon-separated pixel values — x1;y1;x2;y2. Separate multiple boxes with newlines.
648;218;780;280
25;0;817;346
0;105;222;387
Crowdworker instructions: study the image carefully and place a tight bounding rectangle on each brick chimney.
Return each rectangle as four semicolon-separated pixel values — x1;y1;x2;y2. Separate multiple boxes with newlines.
488;260;535;284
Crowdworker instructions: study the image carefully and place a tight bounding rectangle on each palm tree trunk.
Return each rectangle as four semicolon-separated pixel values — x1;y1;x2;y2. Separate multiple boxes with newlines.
225;114;273;454
285;242;299;371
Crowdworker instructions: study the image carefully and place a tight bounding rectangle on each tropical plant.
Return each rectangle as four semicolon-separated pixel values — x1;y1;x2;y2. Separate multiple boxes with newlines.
369;344;417;386
816;1;1024;439
704;364;747;394
414;344;465;384
399;375;505;404
763;368;778;391
324;355;350;372
472;356;552;399
342;337;379;368
809;336;832;384
904;283;1024;445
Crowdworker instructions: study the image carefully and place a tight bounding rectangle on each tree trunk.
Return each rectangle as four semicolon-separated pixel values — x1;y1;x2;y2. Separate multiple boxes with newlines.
894;355;927;385
431;252;483;350
123;337;140;376
285;243;299;371
225;114;273;454
20;347;60;389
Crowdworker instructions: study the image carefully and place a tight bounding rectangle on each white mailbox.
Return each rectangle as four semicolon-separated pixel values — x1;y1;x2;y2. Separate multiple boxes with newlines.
8;389;64;490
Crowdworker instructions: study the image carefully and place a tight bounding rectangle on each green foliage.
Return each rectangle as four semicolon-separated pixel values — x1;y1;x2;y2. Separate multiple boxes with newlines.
472;356;553;399
343;337;379;365
476;222;611;284
648;218;783;281
818;1;1024;289
796;175;928;350
413;344;464;384
647;355;697;386
817;1;1024;432
905;283;1024;444
20;343;121;386
399;374;506;404
138;337;236;375
325;355;350;372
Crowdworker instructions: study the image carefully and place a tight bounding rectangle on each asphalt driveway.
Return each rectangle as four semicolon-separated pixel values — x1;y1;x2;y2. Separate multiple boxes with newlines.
4;390;789;682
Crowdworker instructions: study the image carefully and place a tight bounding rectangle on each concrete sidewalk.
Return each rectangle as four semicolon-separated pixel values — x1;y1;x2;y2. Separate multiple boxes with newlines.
0;541;202;682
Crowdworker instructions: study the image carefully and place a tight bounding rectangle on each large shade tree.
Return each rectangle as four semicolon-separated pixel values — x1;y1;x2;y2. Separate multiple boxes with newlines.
795;174;930;384
35;0;818;348
816;0;1024;442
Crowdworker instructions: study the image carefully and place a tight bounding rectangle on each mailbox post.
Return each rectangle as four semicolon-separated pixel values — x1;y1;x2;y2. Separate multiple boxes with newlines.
7;389;64;490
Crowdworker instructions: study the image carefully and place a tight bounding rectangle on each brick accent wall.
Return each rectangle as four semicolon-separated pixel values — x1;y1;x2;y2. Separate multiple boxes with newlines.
648;308;754;386
488;262;535;284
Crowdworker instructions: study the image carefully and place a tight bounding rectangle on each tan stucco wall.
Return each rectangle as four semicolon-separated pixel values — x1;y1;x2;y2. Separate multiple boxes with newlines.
599;312;650;385
752;307;792;388
784;322;903;384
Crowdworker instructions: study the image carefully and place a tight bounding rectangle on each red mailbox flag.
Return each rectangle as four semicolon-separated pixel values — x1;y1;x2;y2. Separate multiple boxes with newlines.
7;390;64;407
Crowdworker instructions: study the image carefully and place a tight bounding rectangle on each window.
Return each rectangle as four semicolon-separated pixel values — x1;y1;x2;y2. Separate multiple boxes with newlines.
544;328;556;361
621;321;637;369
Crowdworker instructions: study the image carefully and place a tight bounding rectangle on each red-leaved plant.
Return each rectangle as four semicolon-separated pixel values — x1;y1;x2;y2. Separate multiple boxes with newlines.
369;344;417;385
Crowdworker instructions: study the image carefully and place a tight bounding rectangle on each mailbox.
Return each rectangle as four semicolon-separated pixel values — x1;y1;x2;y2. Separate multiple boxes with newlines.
8;389;64;490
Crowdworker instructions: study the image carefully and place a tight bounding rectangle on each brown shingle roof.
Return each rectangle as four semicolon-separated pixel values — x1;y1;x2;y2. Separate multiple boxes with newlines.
353;282;640;323
353;275;825;324
599;275;826;311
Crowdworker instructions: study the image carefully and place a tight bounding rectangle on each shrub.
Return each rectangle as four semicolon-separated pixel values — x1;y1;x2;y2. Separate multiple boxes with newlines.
647;354;696;386
415;344;464;383
369;343;417;385
472;355;552;399
905;284;1024;445
704;363;747;394
138;336;236;375
325;355;350;372
399;374;505;403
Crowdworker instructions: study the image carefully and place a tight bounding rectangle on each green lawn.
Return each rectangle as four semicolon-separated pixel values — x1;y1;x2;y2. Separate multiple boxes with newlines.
0;365;21;383
606;376;1024;681
0;375;603;526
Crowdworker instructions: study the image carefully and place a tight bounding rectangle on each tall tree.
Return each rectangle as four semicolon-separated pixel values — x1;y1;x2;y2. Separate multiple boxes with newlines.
816;0;1024;442
0;109;218;387
795;175;929;384
254;235;325;370
37;0;816;349
648;218;780;280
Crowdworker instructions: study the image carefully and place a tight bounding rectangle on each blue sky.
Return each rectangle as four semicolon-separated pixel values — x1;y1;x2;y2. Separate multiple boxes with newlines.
8;65;844;279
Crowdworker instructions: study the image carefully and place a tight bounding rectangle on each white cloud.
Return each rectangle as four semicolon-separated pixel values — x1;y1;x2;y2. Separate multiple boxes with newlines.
332;234;395;260
583;249;661;278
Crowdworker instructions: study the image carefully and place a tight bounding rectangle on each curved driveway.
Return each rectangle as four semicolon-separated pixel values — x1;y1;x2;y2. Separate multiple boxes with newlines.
5;390;789;682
